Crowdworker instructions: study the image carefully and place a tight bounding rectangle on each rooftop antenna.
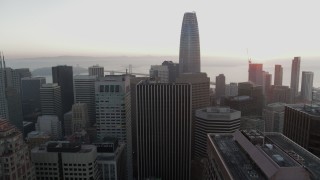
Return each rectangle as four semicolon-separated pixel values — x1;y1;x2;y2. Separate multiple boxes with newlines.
247;48;251;64
2;52;6;68
0;51;2;69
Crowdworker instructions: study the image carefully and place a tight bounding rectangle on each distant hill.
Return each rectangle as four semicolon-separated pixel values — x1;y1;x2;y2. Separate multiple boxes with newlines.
31;66;87;76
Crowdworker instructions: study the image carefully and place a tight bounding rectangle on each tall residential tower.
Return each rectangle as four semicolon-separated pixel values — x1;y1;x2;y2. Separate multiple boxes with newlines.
290;57;301;101
274;64;283;86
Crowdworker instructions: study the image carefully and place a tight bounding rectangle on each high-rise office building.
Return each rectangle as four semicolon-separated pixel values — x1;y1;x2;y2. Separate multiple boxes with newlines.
263;102;285;133
195;107;240;158
3;67;21;93
52;65;74;113
6;87;24;131
248;63;263;85
274;64;283;86
40;83;62;119
176;73;210;159
150;61;179;83
290;57;301;101
0;56;8;119
31;142;99;180
73;75;97;125
95;75;130;142
215;74;226;99
205;130;318;179
0;119;35;180
127;76;148;180
94;138;126;180
36;115;62;140
179;12;200;73
1;66;24;131
225;82;238;97
162;61;179;82
89;65;104;78
283;104;320;157
269;85;292;104
136;81;192;179
21;77;46;116
263;71;272;95
71;103;89;133
149;65;169;82
236;82;265;115
14;68;32;79
301;71;314;102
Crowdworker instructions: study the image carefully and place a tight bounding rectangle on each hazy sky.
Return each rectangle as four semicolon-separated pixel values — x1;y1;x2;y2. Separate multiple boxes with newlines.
1;0;320;60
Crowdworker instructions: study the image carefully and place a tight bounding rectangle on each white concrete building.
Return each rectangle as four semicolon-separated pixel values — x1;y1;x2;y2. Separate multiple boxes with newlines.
31;141;99;180
89;65;104;78
94;138;126;180
36;115;62;140
301;71;314;102
95;75;130;142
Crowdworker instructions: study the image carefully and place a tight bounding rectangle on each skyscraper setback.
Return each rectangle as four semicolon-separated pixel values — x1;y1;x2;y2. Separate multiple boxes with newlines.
179;12;200;73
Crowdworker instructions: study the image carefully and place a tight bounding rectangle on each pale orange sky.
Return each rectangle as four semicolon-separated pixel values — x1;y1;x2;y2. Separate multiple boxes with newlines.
1;0;320;59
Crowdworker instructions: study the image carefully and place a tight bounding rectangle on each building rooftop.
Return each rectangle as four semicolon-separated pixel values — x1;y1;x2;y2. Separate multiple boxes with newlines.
209;130;315;179
287;104;320;117
27;131;50;139
265;132;320;179
230;95;251;101
32;141;94;153
23;121;33;127
212;134;267;179
41;83;59;88
73;75;97;79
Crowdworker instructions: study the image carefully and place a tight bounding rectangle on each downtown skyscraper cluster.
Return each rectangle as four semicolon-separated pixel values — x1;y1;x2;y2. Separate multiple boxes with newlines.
1;10;320;180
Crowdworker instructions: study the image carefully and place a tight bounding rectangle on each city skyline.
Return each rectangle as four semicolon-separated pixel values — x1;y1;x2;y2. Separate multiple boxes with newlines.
1;1;320;60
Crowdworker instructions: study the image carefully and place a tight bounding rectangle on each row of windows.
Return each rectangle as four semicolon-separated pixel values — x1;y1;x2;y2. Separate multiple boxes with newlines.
63;163;89;167
35;163;57;166
36;167;57;171
99;85;121;93
63;167;92;171
36;171;58;175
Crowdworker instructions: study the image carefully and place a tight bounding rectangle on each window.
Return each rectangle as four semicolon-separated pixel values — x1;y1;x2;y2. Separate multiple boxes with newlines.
100;85;104;92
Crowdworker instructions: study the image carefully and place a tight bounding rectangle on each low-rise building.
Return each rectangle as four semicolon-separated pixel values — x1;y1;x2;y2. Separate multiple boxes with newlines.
31;141;99;180
205;130;320;179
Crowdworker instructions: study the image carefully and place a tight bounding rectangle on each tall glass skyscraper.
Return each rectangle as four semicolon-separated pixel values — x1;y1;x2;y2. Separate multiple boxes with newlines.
179;12;200;73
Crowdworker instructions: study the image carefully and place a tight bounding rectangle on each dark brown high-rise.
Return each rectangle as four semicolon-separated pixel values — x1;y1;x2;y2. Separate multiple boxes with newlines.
136;81;192;180
52;65;74;113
